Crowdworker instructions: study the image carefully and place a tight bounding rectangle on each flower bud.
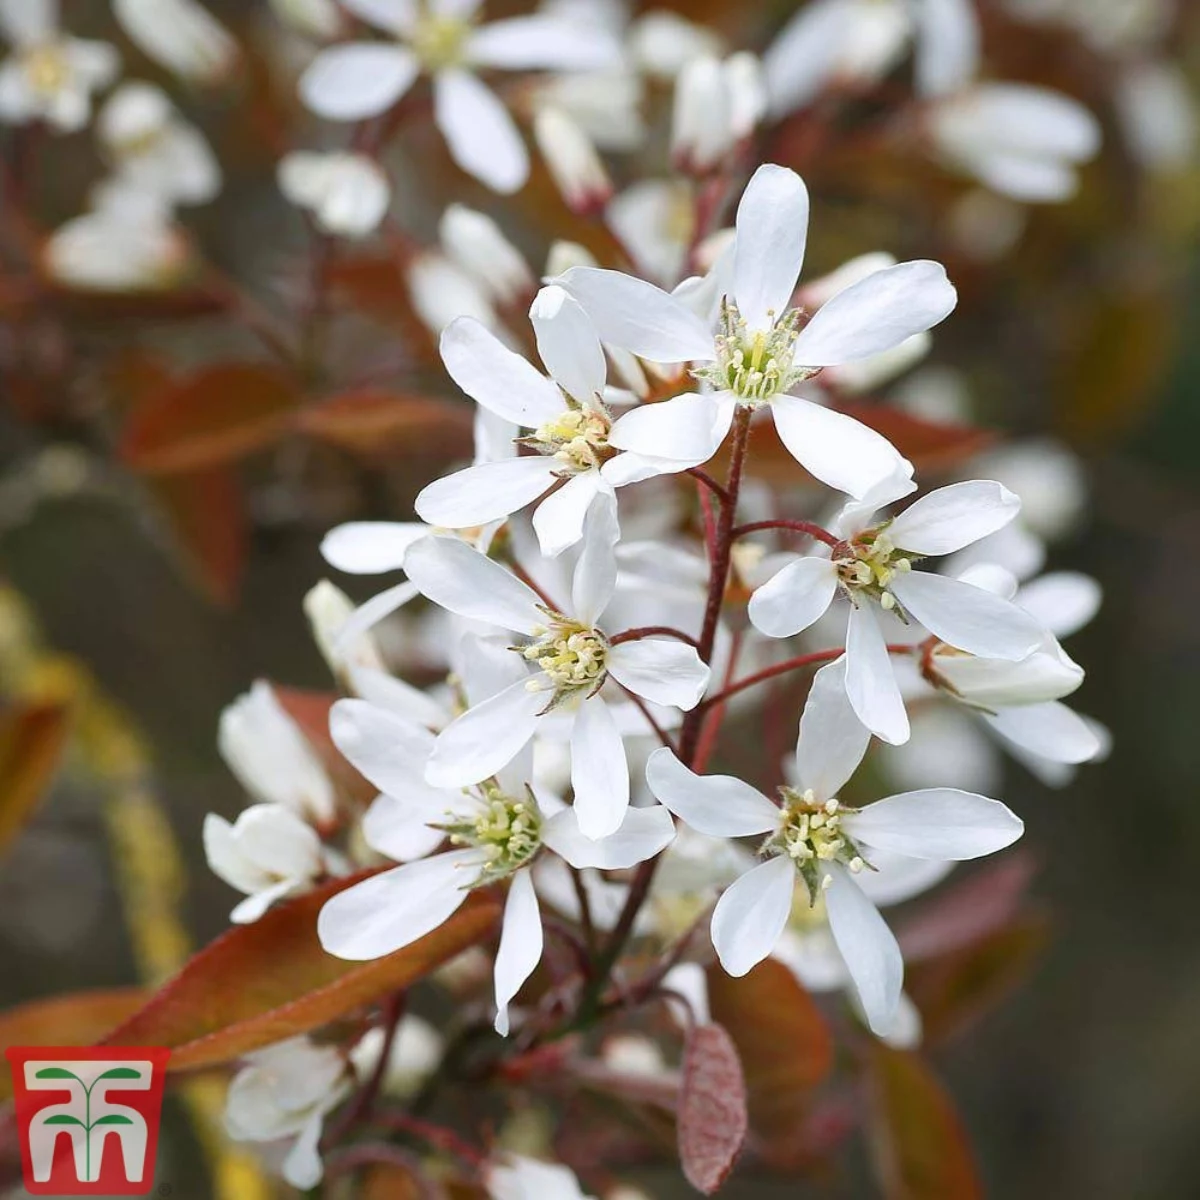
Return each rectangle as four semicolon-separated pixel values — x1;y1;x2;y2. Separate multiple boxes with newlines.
533;107;612;215
671;55;732;174
304;580;386;677
439;204;533;307
112;0;238;85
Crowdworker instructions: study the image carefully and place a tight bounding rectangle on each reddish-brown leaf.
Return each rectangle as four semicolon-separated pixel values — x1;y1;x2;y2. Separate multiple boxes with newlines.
121;363;299;474
906;915;1050;1045
706;960;834;1149
150;466;248;606
677;1022;748;1195
838;404;995;473
102;872;499;1071
297;389;473;459
867;1046;983;1200
0;702;71;853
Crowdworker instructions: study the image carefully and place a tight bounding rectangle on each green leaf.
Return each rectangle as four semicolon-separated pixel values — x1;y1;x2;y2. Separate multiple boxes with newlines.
33;1068;81;1082
42;1115;85;1126
95;1067;142;1082
92;1114;135;1125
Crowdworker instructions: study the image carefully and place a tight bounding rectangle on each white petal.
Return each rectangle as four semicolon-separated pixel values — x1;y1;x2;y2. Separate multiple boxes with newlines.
281;1112;326;1190
769;395;911;500
532;471;606;557
230;879;300;926
468;16;619;71
341;0;416;36
541;803;675;869
914;0;979;99
403;536;542;632
493;871;543;1036
1016;571;1101;639
853;848;953;908
434;69;529;194
571;492;619;626
349;666;448;729
747;555;838;638
555;267;716;363
762;0;846;117
733;164;809;331
362;796;448;861
888;571;1043;660
644;747;778;837
329;699;434;795
333;582;419;652
415;458;556;528
299;43;419;120
887;480;1020;555
426;680;543;787
530;285;607;403
711;856;795;977
794;657;871;800
968;151;1078;203
843;788;1023;860
845;603;910;745
440;316;563;426
570;699;629;839
0;0;56;45
791;261;957;366
316;851;477;960
607;392;735;462
983;701;1101;764
607;639;710;710
933;646;1083;707
321;521;426;574
824;864;903;1037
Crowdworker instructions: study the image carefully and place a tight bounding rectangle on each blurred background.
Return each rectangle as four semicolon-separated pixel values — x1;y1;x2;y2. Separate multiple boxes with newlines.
1;0;1199;1196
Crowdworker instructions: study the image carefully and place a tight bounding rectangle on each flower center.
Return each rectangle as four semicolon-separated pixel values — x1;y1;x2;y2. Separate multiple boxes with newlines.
769;788;867;901
444;785;542;884
411;13;471;71
696;299;810;404
520;403;613;475
24;44;69;97
520;609;609;702
833;527;916;615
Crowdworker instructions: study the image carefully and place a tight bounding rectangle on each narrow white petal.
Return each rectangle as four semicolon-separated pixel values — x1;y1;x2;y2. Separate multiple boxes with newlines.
434;69;529;194
362;796;449;861
341;0;417;36
608;392;735;462
415;458;556;528
317;851;477;960
321;522;426;574
440;317;563;426
887;480;1020;555
845;603;910;745
403;536;542;632
468;15;619;71
607;639;710;710
332;582;419;654
281;1111;326;1190
733;164;809;331
541;803;675;869
1016;572;1101;639
299;43;419;121
762;0;846;117
914;0;980;99
983;701;1101;764
571;492;619;626
530;285;607;403
329;699;435;795
570;699;629;839
644;747;779;837
426;681;543;787
843;788;1024;860
711;856;796;977
791;261;957;367
556;267;716;363
747;555;838;638
493;871;543;1036
889;571;1043;660
794;657;871;800
769;395;911;500
532;471;606;557
824;864;903;1037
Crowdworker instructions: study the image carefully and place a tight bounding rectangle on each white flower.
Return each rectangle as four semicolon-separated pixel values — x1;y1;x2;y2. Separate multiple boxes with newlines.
606;179;693;288
415;288;694;556
348;1015;443;1099
224;1037;351;1190
0;0;119;133
407;249;498;334
298;0;620;193
530;66;645;151
203;803;329;924
402;497;710;837
439;204;533;307
97;82;221;207
626;9;722;80
747;478;1045;743
278;151;390;237
486;1154;596;1200
670;52;766;175
644;658;1023;1035
218;680;337;825
533;106;612;214
317;694;674;1032
113;0;237;84
557;164;957;500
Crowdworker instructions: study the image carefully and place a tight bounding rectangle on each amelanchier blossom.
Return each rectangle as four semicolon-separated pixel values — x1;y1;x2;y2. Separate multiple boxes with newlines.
645;659;1024;1034
299;0;620;193
748;476;1046;743
112;0;238;84
670;51;766;176
416;286;701;556
402;498;710;837
317;694;675;1033
486;1154;597;1200
0;0;118;133
278;150;391;237
558;164;956;500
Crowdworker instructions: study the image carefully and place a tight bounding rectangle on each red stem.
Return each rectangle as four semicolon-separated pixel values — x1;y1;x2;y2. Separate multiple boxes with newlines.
732;518;840;547
609;625;699;648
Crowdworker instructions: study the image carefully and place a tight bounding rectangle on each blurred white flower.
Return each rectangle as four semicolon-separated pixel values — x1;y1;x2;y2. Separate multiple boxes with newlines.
486;1154;596;1200
671;52;765;176
278;150;391;237
627;9;722;80
1115;60;1197;171
349;1014;444;1098
304;579;387;677
113;0;237;84
440;204;533;307
268;0;343;40
407;249;498;334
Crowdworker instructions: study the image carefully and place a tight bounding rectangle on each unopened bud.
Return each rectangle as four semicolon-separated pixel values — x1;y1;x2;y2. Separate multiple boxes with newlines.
534;107;612;215
304;580;386;677
672;56;732;174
